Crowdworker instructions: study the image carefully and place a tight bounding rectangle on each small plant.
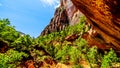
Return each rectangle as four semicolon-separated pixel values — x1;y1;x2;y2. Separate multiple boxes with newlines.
87;46;98;64
64;16;86;36
101;49;118;68
69;46;81;64
55;45;70;63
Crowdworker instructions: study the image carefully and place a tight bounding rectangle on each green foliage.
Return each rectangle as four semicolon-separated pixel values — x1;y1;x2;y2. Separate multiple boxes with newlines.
11;35;33;51
54;38;87;64
0;19;20;43
73;64;83;68
0;49;28;68
37;16;86;44
35;16;120;67
0;19;10;30
75;37;88;52
87;46;98;64
101;49;119;68
0;19;30;67
33;16;87;65
0;17;120;68
55;44;70;62
64;16;86;36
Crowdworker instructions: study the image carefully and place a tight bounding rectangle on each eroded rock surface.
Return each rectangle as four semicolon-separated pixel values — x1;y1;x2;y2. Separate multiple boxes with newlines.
71;0;120;52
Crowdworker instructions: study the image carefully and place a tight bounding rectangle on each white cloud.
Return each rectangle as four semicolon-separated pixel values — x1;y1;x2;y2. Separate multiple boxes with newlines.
40;0;60;8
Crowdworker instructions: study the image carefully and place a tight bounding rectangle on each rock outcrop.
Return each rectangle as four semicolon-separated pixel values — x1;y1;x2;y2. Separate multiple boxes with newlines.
41;0;83;35
71;0;120;52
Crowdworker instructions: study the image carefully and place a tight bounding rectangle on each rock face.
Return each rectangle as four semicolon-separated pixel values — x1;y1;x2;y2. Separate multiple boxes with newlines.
41;0;120;52
60;0;83;25
71;0;120;52
41;7;69;35
41;0;83;35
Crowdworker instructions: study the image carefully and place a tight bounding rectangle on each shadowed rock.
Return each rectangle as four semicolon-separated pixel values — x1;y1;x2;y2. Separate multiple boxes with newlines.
71;0;120;53
0;40;8;53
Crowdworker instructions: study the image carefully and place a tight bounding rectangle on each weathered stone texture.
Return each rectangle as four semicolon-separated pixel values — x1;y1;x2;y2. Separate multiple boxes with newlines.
71;0;120;52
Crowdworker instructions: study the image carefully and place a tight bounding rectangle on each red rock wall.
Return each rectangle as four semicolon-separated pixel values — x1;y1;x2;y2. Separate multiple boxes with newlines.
71;0;120;52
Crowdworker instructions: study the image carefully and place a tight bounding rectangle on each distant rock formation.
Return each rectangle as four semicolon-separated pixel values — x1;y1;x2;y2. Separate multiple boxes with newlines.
41;6;69;35
40;0;83;35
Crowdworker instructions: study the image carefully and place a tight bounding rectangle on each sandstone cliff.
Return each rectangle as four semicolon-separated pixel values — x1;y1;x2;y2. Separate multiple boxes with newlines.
41;0;83;35
71;0;120;52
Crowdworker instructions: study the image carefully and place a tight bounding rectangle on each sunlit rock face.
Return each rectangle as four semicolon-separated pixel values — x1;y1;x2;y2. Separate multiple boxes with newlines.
40;6;69;35
41;0;83;35
71;0;120;52
60;0;83;25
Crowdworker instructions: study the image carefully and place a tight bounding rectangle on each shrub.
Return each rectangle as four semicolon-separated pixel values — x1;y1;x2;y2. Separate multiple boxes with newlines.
0;49;28;68
101;49;119;68
0;19;20;43
11;35;34;52
87;46;98;64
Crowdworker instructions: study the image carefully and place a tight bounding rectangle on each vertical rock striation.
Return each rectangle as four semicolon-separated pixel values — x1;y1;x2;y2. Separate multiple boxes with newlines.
60;0;83;25
41;6;69;35
40;0;83;35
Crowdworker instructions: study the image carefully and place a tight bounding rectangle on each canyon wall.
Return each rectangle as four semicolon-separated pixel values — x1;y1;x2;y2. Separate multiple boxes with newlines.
71;0;120;52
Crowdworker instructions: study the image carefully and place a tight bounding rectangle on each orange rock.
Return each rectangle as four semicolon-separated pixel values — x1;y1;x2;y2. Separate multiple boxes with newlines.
25;60;35;68
71;0;120;53
65;34;79;42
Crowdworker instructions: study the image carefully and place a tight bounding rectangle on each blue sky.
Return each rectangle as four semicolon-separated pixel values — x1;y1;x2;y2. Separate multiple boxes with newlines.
0;0;59;37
